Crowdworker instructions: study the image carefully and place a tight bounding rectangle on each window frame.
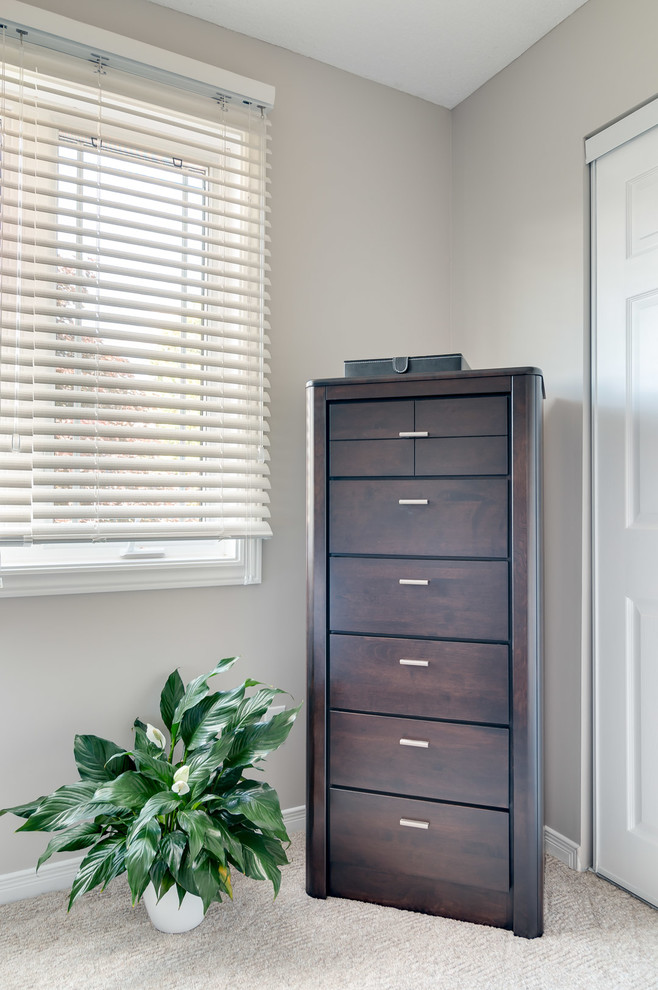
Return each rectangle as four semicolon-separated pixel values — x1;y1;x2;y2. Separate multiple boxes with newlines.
0;537;262;597
0;3;274;596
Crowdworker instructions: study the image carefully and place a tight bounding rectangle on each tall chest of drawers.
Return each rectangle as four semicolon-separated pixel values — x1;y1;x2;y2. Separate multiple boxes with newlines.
306;367;544;938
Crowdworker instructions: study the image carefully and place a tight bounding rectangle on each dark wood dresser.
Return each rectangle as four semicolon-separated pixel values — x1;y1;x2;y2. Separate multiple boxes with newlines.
306;367;544;938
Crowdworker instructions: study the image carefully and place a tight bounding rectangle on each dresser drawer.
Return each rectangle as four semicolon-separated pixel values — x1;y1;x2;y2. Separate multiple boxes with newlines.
329;788;510;895
330;557;509;641
415;395;507;437
330;439;413;477
330;400;414;440
329;711;509;808
415;435;508;476
329;635;509;724
329;478;508;557
329;395;508;441
330;434;508;478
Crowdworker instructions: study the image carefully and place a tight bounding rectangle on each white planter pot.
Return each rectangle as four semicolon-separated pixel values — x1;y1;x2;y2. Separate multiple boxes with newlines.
142;883;206;933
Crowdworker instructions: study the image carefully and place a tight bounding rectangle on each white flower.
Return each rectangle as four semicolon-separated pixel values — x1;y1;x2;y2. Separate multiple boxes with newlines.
146;723;166;750
171;779;190;796
173;765;190;784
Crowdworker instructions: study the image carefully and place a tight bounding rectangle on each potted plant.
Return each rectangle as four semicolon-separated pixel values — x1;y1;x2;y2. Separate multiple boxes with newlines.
1;656;301;932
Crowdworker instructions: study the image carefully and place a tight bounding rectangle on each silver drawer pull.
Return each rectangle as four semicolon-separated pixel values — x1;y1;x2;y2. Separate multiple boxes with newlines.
400;817;430;830
399;578;429;586
399;658;430;667
400;737;429;748
398;431;429;438
398;498;429;505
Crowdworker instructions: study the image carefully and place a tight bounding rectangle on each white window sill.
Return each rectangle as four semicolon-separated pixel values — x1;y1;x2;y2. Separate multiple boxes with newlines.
0;539;262;597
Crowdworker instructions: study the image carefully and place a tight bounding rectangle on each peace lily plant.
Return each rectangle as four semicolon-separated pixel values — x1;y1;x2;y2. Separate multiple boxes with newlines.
1;657;301;923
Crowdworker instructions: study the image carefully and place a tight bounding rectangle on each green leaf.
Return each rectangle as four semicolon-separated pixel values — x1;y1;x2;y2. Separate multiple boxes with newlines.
37;821;103;870
132;719;151;755
170;847;200;899
181;684;248;750
148;859;176;901
200;820;247;871
186;735;234;794
245;828;289;867
128;792;181;838
228;687;287;731
73;735;134;783
126;818;161;905
207;766;243;797
200;830;227;866
210;655;241;676
68;834;127;910
189;852;221;913
177;808;215;862
208;819;244;871
235;828;288;897
219;782;289;841
171;657;240;741
91;772;161;811
226;704;302;769
16;782;98;833
160;669;185;731
130;751;175;789
0;796;47;820
160;830;188;876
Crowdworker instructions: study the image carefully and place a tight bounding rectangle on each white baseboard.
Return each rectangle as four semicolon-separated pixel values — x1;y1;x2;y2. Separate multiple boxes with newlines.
283;804;306;834
0;856;83;905
544;825;582;870
0;805;308;905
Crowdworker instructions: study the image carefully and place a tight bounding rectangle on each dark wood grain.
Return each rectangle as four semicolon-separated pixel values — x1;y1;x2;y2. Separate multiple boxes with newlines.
330;438;413;477
305;384;328;899
330;399;414;439
329;788;510;894
329;556;509;641
415;395;508;436
306;368;544;936
324;374;513;401
415;435;508;476
510;373;544;938
329;477;508;557
329;635;509;724
329;861;513;927
329;711;509;808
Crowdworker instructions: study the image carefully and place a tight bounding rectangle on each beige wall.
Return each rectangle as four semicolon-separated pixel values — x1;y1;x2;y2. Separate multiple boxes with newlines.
0;0;452;874
5;0;656;883
452;0;658;850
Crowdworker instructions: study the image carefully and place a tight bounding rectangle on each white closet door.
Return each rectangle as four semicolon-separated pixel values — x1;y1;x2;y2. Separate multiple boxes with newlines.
593;122;658;907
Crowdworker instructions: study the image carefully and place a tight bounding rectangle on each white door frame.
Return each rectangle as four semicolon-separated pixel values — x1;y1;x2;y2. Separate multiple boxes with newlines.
586;96;658;879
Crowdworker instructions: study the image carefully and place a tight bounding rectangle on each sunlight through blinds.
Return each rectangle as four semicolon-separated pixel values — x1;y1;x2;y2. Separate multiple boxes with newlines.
0;27;272;542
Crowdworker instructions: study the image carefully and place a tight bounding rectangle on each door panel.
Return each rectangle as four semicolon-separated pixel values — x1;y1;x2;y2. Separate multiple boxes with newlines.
594;123;658;906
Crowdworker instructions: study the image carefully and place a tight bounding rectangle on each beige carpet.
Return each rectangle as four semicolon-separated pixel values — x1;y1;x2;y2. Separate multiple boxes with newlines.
1;832;656;990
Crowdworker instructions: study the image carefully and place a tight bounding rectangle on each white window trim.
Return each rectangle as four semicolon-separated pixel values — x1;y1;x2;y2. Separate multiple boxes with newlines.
0;538;262;597
0;3;273;597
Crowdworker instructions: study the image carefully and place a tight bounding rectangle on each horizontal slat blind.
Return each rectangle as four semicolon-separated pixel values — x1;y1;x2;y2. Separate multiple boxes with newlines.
0;31;272;542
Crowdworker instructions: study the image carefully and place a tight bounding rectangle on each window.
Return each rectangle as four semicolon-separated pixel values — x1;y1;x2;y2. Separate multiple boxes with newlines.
0;17;272;595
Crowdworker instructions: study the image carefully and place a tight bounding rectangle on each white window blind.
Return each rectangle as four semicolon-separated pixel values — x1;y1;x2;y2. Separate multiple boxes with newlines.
0;28;272;546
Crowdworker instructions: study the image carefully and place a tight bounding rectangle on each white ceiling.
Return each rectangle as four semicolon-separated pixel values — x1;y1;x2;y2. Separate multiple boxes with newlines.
147;0;589;108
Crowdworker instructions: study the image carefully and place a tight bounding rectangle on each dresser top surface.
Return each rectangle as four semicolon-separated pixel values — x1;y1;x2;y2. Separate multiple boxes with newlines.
306;366;544;391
